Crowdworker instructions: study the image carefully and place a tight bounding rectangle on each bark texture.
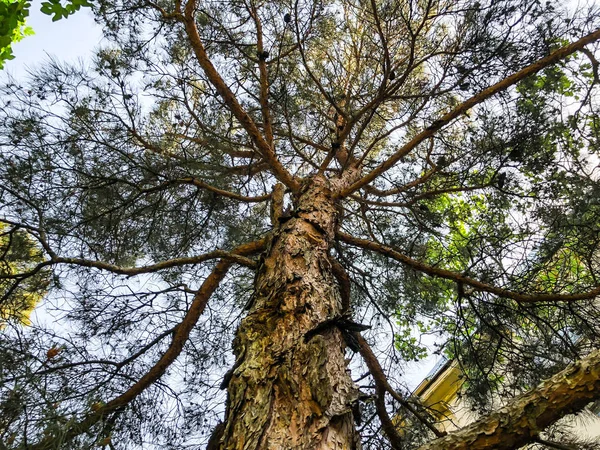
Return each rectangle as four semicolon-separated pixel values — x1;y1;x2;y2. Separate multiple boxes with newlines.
218;176;360;449
416;348;600;450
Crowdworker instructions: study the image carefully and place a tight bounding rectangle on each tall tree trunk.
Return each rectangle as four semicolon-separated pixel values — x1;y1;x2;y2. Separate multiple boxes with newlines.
216;176;360;449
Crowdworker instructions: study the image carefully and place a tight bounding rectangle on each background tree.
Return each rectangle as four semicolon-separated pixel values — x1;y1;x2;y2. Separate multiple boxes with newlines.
1;0;600;449
0;0;92;69
0;0;33;69
0;222;49;324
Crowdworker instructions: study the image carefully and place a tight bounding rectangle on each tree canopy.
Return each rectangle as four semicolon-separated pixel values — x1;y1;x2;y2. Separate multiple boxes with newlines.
1;1;600;449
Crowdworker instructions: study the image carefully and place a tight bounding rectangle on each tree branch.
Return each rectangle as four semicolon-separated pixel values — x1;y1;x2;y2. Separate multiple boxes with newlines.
339;28;600;197
0;237;265;281
533;437;577;450
182;1;300;191
416;349;600;450
53;248;259;274
363;165;439;198
146;177;271;203
337;232;600;303
249;2;274;148
356;334;446;441
24;238;266;450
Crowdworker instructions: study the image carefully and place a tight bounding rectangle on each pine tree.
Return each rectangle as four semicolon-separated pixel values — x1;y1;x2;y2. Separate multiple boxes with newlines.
1;1;600;449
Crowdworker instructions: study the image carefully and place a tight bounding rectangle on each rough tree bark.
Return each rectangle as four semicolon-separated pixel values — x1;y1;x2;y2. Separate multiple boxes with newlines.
214;175;360;449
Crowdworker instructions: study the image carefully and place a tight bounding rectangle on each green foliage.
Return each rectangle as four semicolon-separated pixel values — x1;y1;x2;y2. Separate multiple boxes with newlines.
0;0;92;70
394;322;429;362
0;0;599;448
40;0;92;22
0;223;49;325
0;0;33;69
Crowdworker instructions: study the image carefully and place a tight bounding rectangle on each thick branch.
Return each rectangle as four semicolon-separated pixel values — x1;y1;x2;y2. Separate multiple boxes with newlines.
250;3;274;147
182;1;300;191
374;384;405;450
53;249;258;275
339;29;600;197
337;232;600;303
25;238;265;450
269;183;285;225
0;247;260;282
416;349;600;450
147;177;271;203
